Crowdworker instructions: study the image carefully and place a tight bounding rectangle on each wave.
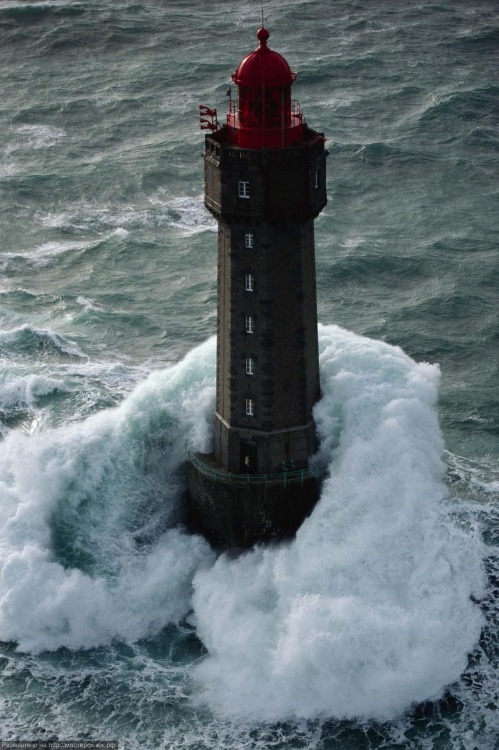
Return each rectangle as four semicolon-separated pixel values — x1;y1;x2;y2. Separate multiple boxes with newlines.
0;373;68;435
0;324;86;359
0;373;69;408
445;451;499;501
0;360;151;436
11;124;66;150
448;26;499;52
0;327;485;724
0;236;116;271
163;196;218;237
358;140;439;165
327;251;429;282
417;86;498;126
192;326;484;721
0;0;85;19
329;140;437;167
0;338;217;651
38;195;216;238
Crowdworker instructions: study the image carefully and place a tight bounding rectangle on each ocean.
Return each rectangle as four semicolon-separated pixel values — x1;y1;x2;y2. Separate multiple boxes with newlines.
0;1;497;748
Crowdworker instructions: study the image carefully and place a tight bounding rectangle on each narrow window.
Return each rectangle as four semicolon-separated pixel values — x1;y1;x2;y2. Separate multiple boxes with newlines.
245;398;254;416
238;180;250;199
314;170;319;189
245;232;254;249
245;316;254;334
245;273;254;292
245;357;254;375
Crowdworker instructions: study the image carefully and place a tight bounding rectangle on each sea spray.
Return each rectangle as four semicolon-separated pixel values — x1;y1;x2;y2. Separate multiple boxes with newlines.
0;373;69;409
0;338;216;652
0;326;484;722
192;325;484;721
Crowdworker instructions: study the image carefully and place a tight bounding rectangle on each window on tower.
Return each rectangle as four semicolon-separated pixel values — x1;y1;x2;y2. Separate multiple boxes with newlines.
245;233;254;249
238;180;250;199
245;398;254;416
314;170;319;189
245;357;254;375
245;273;254;292
245;316;254;334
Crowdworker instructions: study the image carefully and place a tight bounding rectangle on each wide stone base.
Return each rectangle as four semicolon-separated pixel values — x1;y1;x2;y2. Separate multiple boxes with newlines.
186;453;320;548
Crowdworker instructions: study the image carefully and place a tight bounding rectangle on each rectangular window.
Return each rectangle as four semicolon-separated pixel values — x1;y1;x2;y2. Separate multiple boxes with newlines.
245;357;254;375
245;398;254;416
245;233;254;248
238;180;250;199
245;316;254;334
314;170;319;189
245;273;254;292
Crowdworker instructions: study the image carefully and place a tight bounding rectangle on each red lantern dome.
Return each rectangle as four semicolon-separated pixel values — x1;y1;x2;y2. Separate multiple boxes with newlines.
227;28;303;149
233;28;296;88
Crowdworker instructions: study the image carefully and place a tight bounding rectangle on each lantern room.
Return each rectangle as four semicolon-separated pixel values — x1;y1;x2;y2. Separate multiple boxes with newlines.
227;28;304;149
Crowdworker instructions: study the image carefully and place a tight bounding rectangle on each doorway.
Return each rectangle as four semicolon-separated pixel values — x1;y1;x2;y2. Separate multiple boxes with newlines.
240;442;257;474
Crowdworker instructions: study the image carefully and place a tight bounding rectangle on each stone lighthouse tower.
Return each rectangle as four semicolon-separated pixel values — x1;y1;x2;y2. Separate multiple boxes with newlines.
187;27;327;547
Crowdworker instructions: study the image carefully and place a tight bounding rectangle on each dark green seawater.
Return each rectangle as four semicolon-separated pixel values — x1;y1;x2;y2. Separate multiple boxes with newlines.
0;1;497;748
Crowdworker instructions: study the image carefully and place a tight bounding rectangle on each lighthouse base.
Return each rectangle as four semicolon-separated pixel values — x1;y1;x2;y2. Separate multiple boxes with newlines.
186;453;320;549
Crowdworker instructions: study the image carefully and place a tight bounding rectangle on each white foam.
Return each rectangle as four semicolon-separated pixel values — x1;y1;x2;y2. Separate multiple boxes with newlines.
445;451;499;497
29;240;91;268
0;153;19;178
31;239;87;258
0;339;216;652
0;327;484;723
13;124;66;150
62;360;148;396
342;235;366;250
165;196;217;236
0;324;86;359
76;296;102;312
37;195;216;238
39;198;216;237
0;374;69;408
0;240;95;270
191;325;484;722
1;1;79;7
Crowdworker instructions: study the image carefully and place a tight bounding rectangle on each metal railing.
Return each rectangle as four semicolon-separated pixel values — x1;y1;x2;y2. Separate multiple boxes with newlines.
188;452;320;487
226;100;303;132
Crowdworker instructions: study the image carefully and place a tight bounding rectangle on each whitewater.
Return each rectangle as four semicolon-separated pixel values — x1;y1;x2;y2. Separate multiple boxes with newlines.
0;325;484;723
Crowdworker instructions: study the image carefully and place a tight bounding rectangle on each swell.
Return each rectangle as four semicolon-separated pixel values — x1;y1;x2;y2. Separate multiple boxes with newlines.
0;324;85;360
447;26;499;52
0;1;85;22
417;86;499;126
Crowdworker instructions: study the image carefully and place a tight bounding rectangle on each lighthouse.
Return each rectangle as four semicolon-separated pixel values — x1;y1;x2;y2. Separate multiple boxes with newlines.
187;27;327;547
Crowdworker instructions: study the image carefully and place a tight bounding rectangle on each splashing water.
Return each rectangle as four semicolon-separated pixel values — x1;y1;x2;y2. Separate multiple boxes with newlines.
0;338;216;653
192;325;484;721
0;325;484;724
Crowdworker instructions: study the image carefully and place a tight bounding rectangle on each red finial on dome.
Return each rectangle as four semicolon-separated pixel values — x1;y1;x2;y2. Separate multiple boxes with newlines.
256;27;270;47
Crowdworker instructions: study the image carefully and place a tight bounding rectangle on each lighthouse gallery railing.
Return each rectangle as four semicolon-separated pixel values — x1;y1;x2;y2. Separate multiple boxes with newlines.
189;453;320;487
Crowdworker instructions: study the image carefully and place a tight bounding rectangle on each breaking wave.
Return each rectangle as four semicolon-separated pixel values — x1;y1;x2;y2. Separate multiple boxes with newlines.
0;326;484;722
192;326;484;721
0;324;85;359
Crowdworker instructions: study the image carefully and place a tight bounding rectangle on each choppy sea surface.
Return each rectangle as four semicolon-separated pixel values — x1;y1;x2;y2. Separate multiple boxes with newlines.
0;1;498;748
